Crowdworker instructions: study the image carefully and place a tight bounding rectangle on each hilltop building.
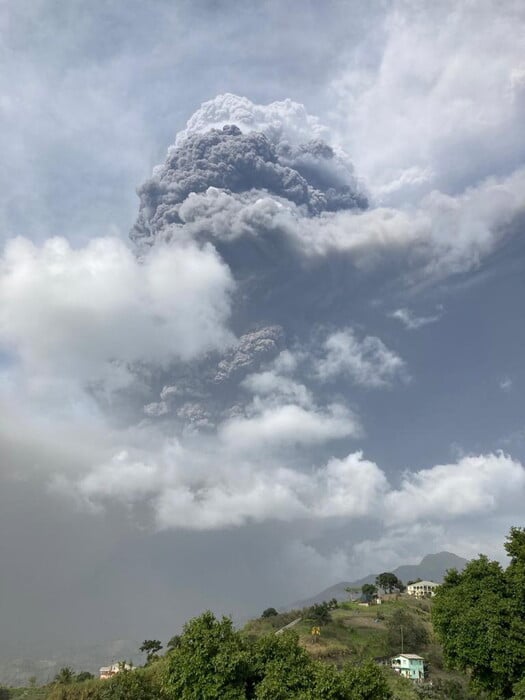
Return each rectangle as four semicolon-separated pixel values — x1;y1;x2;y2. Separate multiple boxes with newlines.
406;580;439;598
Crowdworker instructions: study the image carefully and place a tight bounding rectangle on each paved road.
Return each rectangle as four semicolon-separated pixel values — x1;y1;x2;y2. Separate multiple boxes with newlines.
275;617;302;635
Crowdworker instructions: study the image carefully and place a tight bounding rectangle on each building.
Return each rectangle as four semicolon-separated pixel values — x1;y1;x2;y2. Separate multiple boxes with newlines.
391;654;425;682
406;580;439;598
99;662;133;680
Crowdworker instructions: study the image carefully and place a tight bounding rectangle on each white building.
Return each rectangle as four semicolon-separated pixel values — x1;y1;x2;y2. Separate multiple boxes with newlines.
99;662;133;680
406;580;439;598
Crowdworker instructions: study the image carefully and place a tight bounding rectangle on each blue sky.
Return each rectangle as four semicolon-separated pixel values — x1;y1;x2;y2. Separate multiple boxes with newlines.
1;0;525;648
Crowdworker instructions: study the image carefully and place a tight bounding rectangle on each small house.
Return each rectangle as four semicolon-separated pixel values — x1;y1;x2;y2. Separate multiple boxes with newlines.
391;654;425;682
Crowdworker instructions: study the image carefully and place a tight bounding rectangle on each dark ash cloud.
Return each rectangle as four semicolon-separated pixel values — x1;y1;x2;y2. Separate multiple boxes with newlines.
214;326;284;383
131;125;367;244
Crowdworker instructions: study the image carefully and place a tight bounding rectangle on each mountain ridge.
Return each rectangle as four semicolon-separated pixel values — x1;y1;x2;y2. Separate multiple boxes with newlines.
287;551;468;610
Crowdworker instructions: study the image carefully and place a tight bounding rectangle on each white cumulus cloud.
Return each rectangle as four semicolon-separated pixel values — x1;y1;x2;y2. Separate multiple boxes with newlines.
0;236;235;385
64;437;525;535
219;402;360;451
175;92;330;147
385;452;525;524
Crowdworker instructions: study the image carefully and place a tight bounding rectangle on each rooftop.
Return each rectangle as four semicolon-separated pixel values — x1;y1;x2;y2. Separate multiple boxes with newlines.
394;654;424;660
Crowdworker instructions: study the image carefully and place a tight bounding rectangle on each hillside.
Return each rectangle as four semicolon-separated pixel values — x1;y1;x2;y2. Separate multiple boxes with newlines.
244;596;473;699
290;552;467;609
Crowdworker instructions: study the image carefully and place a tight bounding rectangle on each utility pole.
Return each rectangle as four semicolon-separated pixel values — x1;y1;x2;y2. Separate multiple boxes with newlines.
400;625;404;653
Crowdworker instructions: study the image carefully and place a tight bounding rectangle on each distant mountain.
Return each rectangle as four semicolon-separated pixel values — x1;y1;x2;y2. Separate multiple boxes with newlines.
288;551;468;609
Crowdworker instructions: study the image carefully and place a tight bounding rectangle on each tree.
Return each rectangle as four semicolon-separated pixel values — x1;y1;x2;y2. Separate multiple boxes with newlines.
504;527;525;689
252;631;321;699
75;671;94;682
432;527;525;699
407;578;423;587
167;634;182;650
54;667;75;684
261;607;278;618
375;572;404;593
386;608;428;654
307;602;332;626
341;660;393;700
139;639;163;663
513;678;525;699
164;611;253;699
362;583;378;600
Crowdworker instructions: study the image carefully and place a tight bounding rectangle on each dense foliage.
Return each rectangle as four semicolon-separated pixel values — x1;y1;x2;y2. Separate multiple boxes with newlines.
164;611;392;699
432;527;525;699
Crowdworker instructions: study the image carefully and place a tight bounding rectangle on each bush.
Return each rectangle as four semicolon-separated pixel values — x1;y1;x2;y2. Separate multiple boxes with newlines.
46;666;160;700
307;602;332;626
415;678;473;699
386;608;428;655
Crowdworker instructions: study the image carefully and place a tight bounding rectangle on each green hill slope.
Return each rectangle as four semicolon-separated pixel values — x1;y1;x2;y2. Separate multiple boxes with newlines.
244;596;473;698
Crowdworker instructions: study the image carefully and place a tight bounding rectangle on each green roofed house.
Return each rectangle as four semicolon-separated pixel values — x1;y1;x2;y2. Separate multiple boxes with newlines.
391;654;425;682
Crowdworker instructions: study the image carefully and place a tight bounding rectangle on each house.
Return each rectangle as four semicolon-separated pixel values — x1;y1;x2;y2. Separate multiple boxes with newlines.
99;662;133;680
406;580;439;598
391;654;425;682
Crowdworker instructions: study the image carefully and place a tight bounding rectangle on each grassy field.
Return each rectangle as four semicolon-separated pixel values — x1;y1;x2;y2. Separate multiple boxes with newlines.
244;597;432;660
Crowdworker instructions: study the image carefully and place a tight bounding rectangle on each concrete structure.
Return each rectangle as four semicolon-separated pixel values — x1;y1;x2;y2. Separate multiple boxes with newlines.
406;580;439;598
391;654;425;682
99;662;133;680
